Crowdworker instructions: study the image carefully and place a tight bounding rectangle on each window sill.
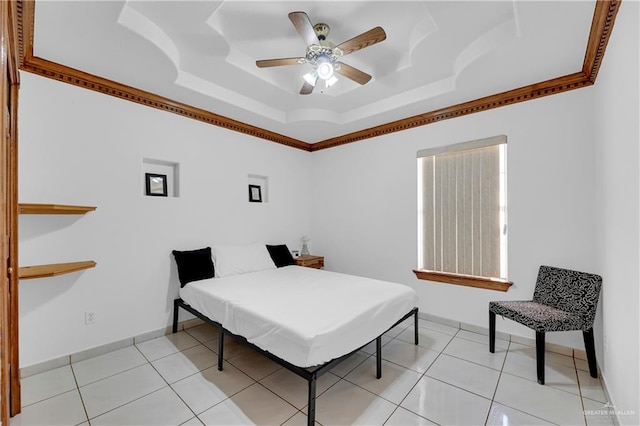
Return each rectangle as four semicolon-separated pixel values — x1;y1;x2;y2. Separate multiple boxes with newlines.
413;269;513;292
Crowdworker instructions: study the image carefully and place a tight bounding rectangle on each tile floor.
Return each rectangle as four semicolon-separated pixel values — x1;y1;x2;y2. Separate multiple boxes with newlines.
11;318;617;426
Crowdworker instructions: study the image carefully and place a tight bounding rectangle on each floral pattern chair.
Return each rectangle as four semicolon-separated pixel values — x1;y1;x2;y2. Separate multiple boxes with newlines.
489;265;602;385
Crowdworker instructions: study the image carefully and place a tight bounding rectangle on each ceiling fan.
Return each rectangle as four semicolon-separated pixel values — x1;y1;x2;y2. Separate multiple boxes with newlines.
256;11;386;95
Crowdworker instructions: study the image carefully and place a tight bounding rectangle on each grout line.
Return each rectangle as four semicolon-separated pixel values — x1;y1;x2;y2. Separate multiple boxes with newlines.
128;344;208;423
381;406;400;426
387;329;454;424
149;332;262;419
575;356;591;426
74;368;148;391
68;363;91;425
21;323;604;425
483;338;512;425
86;385;171;423
20;315;589;377
252;380;301;416
490;340;589;425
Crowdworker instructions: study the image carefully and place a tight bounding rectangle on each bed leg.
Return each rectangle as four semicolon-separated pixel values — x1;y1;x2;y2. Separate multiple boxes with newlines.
414;309;419;345
307;375;316;426
376;336;382;379
217;325;225;371
172;299;179;334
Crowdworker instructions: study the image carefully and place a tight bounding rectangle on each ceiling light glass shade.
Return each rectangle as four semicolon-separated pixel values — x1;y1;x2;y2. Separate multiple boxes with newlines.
303;71;317;86
325;75;338;87
316;59;334;80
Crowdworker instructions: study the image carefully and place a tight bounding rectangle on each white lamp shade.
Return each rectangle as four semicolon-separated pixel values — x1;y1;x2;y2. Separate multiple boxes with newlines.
317;61;334;80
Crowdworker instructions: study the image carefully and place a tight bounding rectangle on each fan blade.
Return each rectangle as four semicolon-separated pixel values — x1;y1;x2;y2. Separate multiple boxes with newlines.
336;26;386;56
289;11;319;46
300;77;317;95
256;58;306;68
335;62;372;85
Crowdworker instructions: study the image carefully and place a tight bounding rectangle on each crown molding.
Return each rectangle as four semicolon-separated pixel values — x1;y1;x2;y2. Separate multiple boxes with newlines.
313;0;621;151
16;0;620;152
583;0;621;83
20;55;312;151
16;1;311;152
311;71;591;151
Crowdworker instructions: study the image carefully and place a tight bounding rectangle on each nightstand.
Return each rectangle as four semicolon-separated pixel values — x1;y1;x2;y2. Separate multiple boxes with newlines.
295;255;324;269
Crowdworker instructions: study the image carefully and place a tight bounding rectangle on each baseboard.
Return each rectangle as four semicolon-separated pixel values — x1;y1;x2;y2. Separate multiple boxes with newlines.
21;313;592;378
597;373;621;425
20;318;205;379
419;311;593;362
20;355;71;379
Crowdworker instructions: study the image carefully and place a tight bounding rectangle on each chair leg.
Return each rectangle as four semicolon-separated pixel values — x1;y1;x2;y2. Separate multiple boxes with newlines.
583;328;598;378
536;331;545;385
489;311;496;353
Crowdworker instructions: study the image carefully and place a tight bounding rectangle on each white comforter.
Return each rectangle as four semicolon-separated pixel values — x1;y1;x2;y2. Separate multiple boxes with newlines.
179;265;418;367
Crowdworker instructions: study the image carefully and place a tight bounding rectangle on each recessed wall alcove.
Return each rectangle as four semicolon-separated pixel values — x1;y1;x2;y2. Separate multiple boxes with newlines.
248;174;268;203
142;158;180;197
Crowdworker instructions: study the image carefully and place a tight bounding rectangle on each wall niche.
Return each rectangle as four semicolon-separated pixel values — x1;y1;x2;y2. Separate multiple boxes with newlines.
248;174;268;203
143;158;180;198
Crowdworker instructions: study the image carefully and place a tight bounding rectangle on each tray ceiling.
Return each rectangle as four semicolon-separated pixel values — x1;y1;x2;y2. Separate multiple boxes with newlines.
28;1;598;145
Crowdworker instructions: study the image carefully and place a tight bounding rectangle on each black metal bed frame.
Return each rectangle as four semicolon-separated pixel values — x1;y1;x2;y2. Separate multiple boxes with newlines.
173;298;418;426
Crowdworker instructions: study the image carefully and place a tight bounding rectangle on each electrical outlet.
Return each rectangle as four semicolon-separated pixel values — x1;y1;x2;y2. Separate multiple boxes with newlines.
85;312;95;325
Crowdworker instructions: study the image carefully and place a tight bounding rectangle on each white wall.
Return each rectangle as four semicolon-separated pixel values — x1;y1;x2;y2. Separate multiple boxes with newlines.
18;73;313;367
17;7;639;419
311;88;599;350
593;1;640;424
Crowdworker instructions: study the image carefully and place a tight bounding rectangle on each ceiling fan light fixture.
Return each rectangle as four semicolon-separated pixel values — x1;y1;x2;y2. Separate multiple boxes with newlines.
317;59;334;80
325;75;338;87
257;11;385;95
303;71;318;86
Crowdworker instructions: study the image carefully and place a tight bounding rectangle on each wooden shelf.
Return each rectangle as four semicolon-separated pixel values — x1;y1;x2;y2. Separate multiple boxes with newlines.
18;204;97;280
18;261;97;280
18;203;96;215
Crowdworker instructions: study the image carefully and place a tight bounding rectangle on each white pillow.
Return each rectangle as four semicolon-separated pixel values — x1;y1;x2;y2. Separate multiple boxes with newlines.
212;243;277;277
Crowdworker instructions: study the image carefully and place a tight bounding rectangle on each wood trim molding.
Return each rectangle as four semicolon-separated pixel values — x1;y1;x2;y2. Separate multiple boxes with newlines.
413;269;513;292
15;0;30;69
15;1;620;151
311;72;590;151
583;0;621;83
8;83;20;417
16;1;310;152
4;0;22;418
21;57;312;152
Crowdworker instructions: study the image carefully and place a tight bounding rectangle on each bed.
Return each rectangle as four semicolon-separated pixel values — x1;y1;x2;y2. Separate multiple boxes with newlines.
171;244;419;425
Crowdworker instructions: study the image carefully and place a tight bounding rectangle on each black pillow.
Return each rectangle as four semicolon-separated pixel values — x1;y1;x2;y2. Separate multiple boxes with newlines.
172;247;215;287
266;244;296;267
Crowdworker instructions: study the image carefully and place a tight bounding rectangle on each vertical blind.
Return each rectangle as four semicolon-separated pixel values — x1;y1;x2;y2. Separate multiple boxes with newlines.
418;135;506;279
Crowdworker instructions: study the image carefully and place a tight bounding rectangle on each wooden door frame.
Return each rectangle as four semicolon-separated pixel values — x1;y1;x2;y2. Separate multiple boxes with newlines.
1;1;21;422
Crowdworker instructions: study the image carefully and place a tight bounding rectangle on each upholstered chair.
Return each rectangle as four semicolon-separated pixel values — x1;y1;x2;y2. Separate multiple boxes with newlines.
489;265;602;385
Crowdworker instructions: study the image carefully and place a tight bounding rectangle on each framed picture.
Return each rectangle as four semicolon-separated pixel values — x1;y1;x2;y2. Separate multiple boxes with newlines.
145;173;168;197
248;184;262;202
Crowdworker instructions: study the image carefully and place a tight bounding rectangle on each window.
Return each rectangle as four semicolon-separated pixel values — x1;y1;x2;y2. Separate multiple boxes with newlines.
415;135;511;291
